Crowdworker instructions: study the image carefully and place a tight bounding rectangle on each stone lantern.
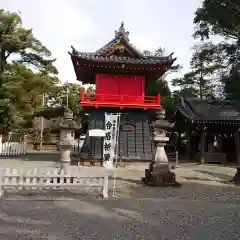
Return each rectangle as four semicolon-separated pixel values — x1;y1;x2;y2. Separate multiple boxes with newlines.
59;108;81;174
142;108;177;186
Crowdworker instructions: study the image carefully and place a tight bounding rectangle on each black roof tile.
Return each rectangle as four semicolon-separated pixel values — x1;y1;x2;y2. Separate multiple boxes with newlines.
176;98;240;123
96;22;143;57
69;22;176;65
70;51;174;64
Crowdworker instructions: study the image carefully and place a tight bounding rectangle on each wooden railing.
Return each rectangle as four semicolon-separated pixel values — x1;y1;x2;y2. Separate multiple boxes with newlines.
80;89;161;109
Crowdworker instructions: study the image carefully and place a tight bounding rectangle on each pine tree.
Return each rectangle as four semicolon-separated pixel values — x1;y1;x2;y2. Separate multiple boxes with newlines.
172;42;223;99
0;9;59;134
193;0;240;99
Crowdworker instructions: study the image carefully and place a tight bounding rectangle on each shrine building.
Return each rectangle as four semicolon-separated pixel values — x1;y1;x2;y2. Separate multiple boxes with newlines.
69;23;176;161
174;97;240;164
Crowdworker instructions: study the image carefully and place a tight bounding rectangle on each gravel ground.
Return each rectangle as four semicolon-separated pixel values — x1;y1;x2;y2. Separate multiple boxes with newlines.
1;183;240;240
1;157;240;239
1;175;240;239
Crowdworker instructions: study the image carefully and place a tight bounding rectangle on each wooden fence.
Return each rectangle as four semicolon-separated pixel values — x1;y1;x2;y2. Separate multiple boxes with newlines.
0;168;109;198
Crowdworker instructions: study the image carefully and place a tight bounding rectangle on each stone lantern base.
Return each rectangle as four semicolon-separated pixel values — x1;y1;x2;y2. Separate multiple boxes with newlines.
230;167;240;185
142;108;179;187
142;162;178;187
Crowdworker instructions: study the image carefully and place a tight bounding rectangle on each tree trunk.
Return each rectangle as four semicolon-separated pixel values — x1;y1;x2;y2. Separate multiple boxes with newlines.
199;68;203;99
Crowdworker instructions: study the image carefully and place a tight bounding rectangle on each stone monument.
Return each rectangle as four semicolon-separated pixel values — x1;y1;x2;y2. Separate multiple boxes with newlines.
142;108;177;186
58;108;81;174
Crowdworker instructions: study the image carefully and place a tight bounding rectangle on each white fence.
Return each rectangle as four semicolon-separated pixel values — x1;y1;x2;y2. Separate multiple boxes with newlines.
0;168;109;198
0;141;27;156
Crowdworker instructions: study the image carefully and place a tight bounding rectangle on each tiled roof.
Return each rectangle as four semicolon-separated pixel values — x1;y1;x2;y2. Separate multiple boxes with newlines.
70;51;175;65
96;22;143;57
176;98;240;123
69;22;176;65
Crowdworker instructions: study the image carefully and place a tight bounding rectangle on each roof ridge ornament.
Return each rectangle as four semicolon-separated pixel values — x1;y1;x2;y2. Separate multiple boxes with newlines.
115;22;129;40
71;46;78;55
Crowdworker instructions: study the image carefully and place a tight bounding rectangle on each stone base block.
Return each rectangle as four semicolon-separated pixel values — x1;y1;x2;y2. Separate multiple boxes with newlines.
152;165;169;174
142;165;179;187
145;169;151;178
230;167;240;185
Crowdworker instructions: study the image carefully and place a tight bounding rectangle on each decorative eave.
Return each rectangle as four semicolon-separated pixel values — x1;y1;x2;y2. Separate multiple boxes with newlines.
175;97;240;126
177;107;240;125
96;22;143;58
69;22;177;83
69;22;176;66
69;50;176;65
70;54;175;83
70;53;176;83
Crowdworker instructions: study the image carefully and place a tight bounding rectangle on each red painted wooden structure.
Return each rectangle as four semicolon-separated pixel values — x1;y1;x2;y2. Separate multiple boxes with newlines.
81;89;161;110
69;22;176;110
96;74;145;99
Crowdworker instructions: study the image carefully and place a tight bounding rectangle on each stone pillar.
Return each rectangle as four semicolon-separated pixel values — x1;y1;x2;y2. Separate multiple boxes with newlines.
59;129;74;173
142;109;177;186
58;108;81;174
152;110;169;168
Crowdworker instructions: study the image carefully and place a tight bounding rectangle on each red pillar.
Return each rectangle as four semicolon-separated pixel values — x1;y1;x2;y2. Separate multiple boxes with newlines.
157;94;161;106
80;88;85;103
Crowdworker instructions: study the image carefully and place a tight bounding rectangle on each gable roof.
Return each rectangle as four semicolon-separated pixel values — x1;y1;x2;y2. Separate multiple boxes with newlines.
69;22;176;65
176;97;240;124
96;22;143;58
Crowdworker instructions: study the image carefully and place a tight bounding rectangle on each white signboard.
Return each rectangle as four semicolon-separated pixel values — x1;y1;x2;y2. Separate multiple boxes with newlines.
89;129;106;137
103;113;119;169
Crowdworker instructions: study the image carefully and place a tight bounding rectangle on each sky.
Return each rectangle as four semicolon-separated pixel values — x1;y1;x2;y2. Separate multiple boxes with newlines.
1;0;204;85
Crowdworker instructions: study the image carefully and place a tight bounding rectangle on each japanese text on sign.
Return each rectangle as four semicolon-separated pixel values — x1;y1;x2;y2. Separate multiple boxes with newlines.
103;114;119;165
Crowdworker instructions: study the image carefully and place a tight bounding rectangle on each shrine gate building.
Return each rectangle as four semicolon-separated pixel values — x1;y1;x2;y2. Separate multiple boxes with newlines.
69;23;176;162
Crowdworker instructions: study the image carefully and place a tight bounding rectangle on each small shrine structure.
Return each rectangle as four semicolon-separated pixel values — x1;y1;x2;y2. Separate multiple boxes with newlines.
69;22;176;162
174;97;240;164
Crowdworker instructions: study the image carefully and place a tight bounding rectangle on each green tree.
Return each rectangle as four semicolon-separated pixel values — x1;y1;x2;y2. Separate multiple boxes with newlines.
193;0;240;99
222;66;240;100
193;0;240;41
0;9;59;134
172;42;223;99
144;47;181;98
143;47;181;119
51;83;84;117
